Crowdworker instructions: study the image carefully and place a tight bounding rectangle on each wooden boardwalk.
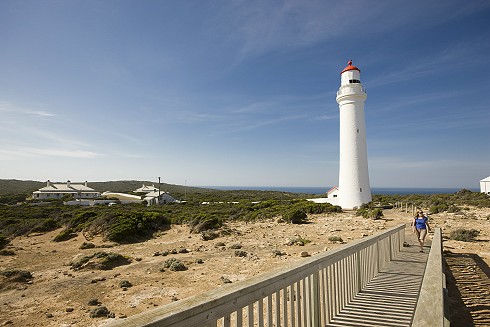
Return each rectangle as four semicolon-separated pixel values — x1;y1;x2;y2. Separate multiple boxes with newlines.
327;227;430;327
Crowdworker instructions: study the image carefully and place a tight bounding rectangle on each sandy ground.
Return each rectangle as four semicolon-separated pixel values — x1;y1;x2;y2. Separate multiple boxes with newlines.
0;208;489;327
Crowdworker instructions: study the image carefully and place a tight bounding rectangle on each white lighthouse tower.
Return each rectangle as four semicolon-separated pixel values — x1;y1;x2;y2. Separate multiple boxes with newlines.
336;60;372;209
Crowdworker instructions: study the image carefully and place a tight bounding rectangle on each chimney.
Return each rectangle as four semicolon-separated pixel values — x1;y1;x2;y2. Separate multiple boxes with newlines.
67;180;71;187
47;180;51;187
85;181;88;187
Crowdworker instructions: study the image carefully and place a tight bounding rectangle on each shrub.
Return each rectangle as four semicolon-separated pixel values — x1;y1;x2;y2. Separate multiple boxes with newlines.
80;242;96;249
189;216;222;233
69;211;99;231
200;230;219;241
163;258;187;271
356;208;383;220
53;228;77;242
328;236;343;243
89;306;111;318
119;280;132;288
286;237;311;246
94;252;131;270
106;212;167;243
0;269;32;282
32;218;60;233
282;209;308;224
449;229;480;242
234;250;247;257
70;252;131;270
87;298;101;306
0;234;8;249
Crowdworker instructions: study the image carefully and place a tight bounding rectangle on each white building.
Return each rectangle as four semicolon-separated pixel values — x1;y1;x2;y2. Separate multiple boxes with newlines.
335;60;372;209
480;176;490;195
134;184;159;194
32;180;100;200
144;191;176;206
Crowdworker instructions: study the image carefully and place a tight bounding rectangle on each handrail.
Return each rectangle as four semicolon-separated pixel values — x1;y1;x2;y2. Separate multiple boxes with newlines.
412;228;450;327
105;224;405;327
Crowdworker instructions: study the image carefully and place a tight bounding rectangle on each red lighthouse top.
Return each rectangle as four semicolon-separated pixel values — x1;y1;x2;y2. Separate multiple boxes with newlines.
340;60;360;74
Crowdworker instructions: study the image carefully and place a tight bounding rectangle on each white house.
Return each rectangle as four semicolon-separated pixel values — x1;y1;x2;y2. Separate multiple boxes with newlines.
327;186;339;199
480;176;490;195
134;184;159;194
144;191;176;206
32;180;100;200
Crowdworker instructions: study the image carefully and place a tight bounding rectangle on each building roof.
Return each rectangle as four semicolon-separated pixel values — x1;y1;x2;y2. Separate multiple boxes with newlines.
340;60;360;74
35;183;98;193
134;184;159;193
481;176;490;182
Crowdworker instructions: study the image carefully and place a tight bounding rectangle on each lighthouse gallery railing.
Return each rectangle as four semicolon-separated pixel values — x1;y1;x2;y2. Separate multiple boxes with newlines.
336;84;366;97
105;224;405;327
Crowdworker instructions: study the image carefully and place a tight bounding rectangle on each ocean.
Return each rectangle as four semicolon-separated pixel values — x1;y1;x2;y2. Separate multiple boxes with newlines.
206;186;479;195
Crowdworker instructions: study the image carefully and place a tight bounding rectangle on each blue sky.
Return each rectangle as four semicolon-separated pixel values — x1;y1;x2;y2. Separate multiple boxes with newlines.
1;0;489;189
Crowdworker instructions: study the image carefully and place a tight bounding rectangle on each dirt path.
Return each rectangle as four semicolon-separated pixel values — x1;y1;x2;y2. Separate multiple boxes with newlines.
0;208;488;326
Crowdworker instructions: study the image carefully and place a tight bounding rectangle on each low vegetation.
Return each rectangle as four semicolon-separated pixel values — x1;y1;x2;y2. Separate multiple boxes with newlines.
0;234;9;249
163;258;187;271
70;252;131;270
372;189;490;211
449;229;480;242
0;195;341;244
356;206;383;219
1;182;488;247
0;269;33;282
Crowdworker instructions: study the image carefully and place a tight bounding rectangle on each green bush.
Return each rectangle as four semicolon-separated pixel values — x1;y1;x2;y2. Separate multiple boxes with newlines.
328;236;343;243
286;237;311;246
356;208;383;219
163;258;187;271
282;209;308;224
449;229;480;242
0;234;8;249
70;252;131;270
32;218;60;232
0;269;32;282
106;211;168;243
80;242;96;249
53;228;77;242
68;211;99;231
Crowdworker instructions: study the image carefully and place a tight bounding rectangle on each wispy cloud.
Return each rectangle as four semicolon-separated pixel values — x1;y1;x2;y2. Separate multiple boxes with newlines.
226;114;308;133
0;101;57;118
0;147;101;160
368;36;490;88
214;0;490;62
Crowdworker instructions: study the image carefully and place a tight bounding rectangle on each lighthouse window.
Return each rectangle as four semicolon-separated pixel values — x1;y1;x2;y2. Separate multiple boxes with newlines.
349;79;361;84
360;188;362;192
357;129;359;133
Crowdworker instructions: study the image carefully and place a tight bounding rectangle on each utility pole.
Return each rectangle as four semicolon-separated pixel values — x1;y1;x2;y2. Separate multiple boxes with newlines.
158;176;161;206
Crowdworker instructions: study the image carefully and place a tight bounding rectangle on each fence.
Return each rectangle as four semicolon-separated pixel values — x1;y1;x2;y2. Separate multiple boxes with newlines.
412;228;450;327
106;224;406;327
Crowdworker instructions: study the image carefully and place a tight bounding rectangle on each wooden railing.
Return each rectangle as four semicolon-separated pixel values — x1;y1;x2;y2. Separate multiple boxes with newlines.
105;224;406;327
412;228;450;327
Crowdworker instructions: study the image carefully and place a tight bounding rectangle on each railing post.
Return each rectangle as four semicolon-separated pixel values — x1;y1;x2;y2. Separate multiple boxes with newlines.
389;234;393;261
356;250;362;293
311;272;320;327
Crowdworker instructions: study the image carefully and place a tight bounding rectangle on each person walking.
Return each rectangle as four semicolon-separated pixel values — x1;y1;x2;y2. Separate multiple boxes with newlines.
412;210;431;252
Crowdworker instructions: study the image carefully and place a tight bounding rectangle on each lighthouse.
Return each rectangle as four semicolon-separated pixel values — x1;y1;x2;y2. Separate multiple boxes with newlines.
336;60;372;209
